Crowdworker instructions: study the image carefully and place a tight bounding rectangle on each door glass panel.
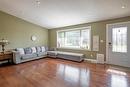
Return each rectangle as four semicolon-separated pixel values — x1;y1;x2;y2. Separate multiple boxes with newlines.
112;27;127;53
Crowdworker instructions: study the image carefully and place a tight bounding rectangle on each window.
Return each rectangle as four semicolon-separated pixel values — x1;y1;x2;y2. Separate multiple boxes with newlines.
57;27;91;50
112;27;127;53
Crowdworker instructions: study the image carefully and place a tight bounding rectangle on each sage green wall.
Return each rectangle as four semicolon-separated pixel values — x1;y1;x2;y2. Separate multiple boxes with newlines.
49;16;130;60
0;11;48;52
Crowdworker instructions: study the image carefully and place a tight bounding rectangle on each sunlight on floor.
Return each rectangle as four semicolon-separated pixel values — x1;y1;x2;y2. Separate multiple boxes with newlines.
107;69;127;75
111;74;127;87
107;69;128;87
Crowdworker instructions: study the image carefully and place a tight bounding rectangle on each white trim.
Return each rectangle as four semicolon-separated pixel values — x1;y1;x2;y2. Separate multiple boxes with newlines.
56;26;91;51
56;30;59;48
57;26;91;32
106;21;130;64
84;58;97;63
106;21;130;26
57;47;90;51
89;28;92;51
106;24;109;64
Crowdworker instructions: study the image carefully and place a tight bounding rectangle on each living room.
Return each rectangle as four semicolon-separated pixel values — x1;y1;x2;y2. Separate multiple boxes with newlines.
0;0;130;87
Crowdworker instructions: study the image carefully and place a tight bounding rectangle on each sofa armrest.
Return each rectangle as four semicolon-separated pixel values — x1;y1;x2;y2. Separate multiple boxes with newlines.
12;51;21;64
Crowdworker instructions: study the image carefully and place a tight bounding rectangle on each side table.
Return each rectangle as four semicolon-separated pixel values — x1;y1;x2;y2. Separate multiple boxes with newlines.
0;51;13;64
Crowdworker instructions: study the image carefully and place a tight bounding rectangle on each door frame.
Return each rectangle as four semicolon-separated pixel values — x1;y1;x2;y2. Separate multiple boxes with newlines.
106;21;130;64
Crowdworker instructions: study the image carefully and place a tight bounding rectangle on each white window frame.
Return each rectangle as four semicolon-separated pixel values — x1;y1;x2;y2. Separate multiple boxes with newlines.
57;26;91;51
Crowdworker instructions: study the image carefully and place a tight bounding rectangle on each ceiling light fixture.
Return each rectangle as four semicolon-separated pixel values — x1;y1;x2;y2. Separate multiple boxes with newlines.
121;5;126;9
36;0;40;5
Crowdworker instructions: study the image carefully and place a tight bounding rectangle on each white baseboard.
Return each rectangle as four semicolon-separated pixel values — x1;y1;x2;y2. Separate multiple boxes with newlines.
84;58;97;63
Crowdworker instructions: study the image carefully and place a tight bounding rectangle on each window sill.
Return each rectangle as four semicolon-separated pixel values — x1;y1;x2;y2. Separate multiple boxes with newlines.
57;47;91;51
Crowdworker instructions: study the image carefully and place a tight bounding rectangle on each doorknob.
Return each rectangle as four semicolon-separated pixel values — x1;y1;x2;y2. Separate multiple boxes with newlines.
108;42;112;47
109;42;112;45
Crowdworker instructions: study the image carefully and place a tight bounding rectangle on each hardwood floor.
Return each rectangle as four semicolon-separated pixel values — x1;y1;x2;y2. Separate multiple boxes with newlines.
0;58;130;87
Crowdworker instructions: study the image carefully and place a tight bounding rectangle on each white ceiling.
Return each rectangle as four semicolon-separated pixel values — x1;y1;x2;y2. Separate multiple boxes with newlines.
0;0;130;29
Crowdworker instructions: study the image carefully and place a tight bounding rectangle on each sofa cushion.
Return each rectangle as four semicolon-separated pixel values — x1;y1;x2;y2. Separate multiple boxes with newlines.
24;47;32;54
41;46;45;52
57;51;83;57
47;51;57;55
16;48;25;55
37;52;46;57
21;53;37;60
36;46;42;52
31;47;37;53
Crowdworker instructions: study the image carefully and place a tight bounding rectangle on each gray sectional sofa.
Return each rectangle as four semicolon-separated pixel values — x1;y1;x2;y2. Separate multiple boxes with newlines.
13;46;84;64
47;51;84;62
13;46;47;64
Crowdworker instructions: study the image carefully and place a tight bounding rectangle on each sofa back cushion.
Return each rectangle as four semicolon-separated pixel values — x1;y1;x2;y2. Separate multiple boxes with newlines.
16;48;25;55
21;54;37;60
31;47;37;53
36;46;42;52
41;46;46;52
24;47;32;54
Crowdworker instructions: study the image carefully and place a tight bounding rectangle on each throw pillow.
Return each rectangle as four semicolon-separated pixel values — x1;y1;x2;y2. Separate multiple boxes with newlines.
16;48;25;55
41;46;45;52
31;47;36;53
36;46;42;52
24;48;32;54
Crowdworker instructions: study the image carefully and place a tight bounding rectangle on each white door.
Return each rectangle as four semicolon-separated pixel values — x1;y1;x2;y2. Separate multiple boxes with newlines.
107;22;130;67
